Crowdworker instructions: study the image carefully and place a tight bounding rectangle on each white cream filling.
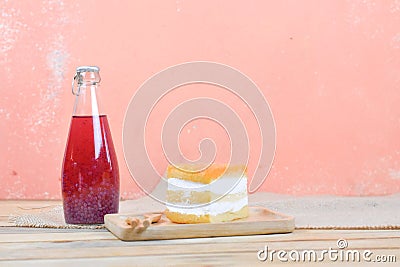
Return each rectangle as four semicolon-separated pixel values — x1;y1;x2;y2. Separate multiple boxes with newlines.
167;176;247;195
167;197;248;216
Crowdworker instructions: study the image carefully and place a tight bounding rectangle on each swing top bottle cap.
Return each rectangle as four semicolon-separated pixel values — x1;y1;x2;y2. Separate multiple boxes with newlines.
76;66;100;73
72;66;101;92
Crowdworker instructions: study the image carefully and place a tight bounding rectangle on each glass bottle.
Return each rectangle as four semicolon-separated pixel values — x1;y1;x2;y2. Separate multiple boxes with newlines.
62;66;119;224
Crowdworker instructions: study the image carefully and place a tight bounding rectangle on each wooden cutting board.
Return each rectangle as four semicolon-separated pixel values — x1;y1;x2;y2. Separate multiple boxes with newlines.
105;206;294;241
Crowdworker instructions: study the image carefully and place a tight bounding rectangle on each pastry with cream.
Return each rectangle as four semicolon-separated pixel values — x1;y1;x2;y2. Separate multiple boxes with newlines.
165;164;248;223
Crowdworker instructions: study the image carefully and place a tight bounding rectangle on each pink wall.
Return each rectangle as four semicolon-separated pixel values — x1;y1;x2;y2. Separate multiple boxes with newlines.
1;0;400;199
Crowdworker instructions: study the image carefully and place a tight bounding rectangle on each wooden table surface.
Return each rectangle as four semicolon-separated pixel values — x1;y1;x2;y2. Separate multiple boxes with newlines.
0;200;399;266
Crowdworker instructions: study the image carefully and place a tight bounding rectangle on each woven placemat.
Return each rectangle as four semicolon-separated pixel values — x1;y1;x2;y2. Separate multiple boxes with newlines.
251;193;400;230
9;205;105;229
8;193;400;230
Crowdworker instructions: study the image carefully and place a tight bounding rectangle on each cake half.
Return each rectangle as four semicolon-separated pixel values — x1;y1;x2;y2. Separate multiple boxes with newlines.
165;164;248;223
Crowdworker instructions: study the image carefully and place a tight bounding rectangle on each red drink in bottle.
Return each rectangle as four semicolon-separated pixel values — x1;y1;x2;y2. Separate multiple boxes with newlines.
62;67;119;224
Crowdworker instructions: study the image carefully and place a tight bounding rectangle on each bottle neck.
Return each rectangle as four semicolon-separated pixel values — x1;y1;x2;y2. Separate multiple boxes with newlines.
73;83;104;117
